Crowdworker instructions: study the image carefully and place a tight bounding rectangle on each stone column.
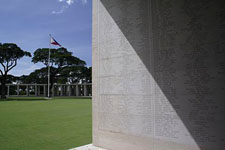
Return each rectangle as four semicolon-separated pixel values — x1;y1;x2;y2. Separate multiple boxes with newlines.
43;85;46;97
57;85;60;96
68;85;71;96
26;85;29;96
17;84;19;96
76;84;80;96
60;85;63;96
38;85;40;96
90;84;92;96
83;83;87;96
35;85;38;96
7;85;10;97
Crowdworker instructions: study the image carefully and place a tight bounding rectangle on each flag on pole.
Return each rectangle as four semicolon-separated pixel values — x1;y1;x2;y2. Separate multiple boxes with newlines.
47;35;62;98
50;37;62;47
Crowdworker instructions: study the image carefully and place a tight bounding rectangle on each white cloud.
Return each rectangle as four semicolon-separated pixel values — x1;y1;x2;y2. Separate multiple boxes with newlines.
52;0;88;15
81;0;87;5
66;0;74;5
58;0;74;5
52;5;68;14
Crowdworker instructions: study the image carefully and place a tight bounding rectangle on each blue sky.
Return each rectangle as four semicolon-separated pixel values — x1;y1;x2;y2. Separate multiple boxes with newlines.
0;0;92;76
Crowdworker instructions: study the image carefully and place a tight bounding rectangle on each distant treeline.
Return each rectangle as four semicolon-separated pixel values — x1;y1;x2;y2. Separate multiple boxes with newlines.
1;66;92;85
0;43;91;98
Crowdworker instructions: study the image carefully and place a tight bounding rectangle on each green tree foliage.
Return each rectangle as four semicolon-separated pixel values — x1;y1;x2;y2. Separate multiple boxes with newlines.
31;47;87;95
0;43;31;99
32;48;85;67
0;74;19;84
24;68;48;84
24;66;91;84
57;66;92;84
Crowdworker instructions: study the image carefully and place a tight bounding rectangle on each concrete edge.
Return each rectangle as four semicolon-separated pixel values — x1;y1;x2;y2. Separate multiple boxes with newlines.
69;144;107;150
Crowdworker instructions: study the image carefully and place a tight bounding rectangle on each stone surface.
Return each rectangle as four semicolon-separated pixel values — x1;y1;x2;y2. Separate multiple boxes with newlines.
69;144;106;150
92;0;225;150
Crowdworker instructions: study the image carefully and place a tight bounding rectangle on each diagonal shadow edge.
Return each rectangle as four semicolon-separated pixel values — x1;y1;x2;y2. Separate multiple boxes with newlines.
98;0;225;149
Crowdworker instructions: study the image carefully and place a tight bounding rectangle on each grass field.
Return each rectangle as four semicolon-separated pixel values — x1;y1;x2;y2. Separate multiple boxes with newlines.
0;97;92;150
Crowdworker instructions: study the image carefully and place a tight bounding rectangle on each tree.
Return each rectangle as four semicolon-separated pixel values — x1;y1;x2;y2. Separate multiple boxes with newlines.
32;47;86;96
0;43;31;99
23;66;91;85
59;66;92;83
23;68;48;84
82;66;92;83
0;74;19;84
51;66;92;84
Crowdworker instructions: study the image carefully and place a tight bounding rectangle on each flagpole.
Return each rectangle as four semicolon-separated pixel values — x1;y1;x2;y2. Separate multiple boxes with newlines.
48;34;51;98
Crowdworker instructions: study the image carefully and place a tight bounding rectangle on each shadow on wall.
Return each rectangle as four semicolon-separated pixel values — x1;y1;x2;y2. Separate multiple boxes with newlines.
100;0;225;149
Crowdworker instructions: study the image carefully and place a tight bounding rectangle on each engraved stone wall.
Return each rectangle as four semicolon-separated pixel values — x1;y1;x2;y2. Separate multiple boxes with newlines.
92;0;225;150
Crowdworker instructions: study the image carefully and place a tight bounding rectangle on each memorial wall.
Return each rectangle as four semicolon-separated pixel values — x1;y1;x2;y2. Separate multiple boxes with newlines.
92;0;225;150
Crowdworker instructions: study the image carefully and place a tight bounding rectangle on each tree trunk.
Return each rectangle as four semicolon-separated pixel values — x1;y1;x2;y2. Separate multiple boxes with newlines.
1;74;7;99
49;75;55;97
50;83;54;97
1;81;6;99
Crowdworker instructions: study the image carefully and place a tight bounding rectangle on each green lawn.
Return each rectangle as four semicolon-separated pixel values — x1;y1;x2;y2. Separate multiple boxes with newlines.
0;98;92;150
